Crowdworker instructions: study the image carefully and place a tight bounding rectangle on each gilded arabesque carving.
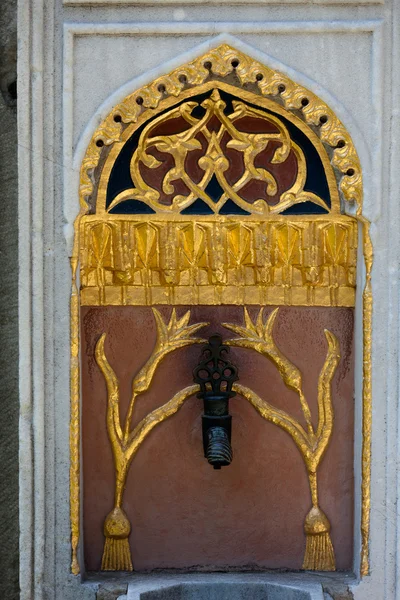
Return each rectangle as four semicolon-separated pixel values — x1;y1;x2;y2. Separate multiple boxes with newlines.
95;81;341;216
78;44;361;212
107;89;329;216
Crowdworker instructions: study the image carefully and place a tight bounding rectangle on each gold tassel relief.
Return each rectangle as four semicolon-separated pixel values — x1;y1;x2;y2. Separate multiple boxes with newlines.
95;309;206;570
95;307;340;572
225;308;340;571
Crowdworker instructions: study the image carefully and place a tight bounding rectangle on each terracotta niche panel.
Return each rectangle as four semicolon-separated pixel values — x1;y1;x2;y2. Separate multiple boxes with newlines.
81;305;354;572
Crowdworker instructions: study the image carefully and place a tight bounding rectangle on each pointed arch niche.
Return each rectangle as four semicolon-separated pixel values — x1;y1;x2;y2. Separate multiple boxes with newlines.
70;44;372;577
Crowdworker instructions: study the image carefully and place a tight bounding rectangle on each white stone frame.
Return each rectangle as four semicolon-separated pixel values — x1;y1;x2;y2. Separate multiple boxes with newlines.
63;0;384;5
18;1;400;598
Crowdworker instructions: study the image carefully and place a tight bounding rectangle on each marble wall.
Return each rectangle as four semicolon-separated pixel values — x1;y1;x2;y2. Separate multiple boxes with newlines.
18;0;400;598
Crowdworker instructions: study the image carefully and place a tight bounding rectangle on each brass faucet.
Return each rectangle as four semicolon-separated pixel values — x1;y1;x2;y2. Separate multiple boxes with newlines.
193;334;239;469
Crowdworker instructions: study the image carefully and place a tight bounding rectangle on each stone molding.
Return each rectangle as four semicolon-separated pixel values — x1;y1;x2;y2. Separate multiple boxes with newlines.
64;0;384;5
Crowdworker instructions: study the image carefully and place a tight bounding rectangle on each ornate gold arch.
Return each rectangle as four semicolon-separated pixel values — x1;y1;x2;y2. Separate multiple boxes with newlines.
78;44;362;213
70;44;372;576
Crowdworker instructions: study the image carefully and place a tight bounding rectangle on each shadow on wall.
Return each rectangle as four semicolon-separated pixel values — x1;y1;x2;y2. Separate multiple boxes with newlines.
0;0;17;107
0;1;19;600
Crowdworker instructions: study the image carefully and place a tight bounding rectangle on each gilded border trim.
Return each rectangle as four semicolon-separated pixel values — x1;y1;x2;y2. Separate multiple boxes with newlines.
70;43;372;575
360;216;373;576
79;215;358;308
70;253;80;575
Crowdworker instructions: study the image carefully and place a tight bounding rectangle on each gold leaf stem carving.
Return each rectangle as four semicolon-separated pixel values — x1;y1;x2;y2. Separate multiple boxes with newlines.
69;257;80;575
225;307;340;571
123;308;206;443
95;309;205;570
359;216;373;576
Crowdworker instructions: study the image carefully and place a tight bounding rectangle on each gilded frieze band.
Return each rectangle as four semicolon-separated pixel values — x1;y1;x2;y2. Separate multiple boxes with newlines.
79;216;357;308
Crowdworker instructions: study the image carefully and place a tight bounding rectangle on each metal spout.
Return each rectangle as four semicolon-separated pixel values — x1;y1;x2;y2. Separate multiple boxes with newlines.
193;334;239;469
206;426;233;469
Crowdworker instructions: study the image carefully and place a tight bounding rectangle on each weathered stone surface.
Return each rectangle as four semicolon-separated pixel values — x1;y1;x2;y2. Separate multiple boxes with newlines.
125;574;325;600
322;584;353;600
136;584;313;599
97;583;129;600
0;0;19;599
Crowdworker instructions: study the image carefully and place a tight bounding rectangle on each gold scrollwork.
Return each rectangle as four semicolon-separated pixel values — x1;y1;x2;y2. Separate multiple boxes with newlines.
79;44;362;211
108;89;328;216
96;81;340;216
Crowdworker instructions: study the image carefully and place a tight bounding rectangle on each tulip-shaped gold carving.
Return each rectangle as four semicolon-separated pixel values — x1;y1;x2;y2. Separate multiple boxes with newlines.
224;307;340;571
95;308;206;570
